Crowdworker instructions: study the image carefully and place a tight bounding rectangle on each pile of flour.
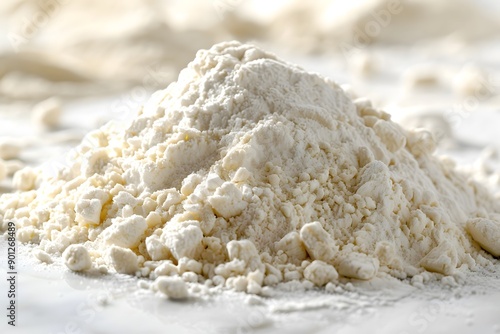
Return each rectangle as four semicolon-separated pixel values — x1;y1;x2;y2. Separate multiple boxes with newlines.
1;42;500;297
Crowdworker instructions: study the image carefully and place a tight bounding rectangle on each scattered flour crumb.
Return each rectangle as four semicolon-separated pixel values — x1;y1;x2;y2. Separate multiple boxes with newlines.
4;159;25;176
34;249;53;264
107;245;139;275
304;260;338;286
453;64;493;97
403;64;441;89
0;138;24;160
466;218;500;257
155;276;189;300
62;244;92;272
337;253;380;280
32;97;63;129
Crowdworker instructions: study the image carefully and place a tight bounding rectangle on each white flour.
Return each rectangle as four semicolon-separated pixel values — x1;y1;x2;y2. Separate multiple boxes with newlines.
1;42;500;298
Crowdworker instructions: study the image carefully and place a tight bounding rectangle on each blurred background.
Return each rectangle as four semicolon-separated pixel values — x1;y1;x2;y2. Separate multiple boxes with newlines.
1;0;500;192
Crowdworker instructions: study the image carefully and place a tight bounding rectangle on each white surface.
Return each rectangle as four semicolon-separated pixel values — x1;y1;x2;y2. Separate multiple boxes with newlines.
0;245;499;333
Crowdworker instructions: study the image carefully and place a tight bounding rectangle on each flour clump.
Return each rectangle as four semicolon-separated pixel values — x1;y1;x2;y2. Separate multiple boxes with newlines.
1;41;499;294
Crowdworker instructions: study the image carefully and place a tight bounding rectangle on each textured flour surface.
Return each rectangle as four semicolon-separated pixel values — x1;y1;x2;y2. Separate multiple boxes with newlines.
1;42;500;297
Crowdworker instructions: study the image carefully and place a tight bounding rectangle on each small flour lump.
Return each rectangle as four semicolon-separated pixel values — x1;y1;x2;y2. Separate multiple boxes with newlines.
1;42;500;295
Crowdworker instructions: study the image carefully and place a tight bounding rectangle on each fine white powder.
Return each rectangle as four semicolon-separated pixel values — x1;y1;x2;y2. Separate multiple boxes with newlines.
1;41;500;297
